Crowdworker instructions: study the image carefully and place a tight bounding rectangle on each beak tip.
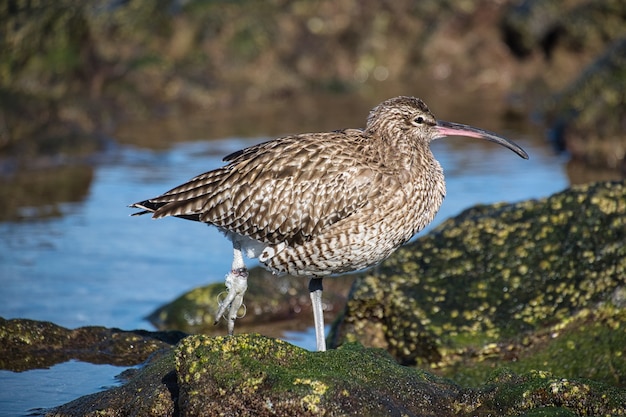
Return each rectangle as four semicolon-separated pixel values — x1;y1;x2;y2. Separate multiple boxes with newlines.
509;147;530;160
437;120;529;160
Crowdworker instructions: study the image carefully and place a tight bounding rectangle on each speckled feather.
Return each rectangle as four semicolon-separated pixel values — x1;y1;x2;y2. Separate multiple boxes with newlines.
132;96;522;277
147;131;383;246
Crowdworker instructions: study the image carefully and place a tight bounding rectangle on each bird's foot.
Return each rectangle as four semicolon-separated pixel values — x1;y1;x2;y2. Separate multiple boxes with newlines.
214;267;249;335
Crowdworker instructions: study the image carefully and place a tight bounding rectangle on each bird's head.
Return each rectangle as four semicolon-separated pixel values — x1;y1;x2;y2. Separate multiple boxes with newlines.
366;96;529;160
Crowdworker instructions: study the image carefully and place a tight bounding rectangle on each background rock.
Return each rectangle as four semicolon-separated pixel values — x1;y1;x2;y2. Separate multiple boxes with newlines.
147;266;354;338
2;0;624;175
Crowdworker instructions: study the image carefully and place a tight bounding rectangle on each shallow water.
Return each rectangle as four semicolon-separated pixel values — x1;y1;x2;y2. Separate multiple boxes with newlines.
0;122;569;415
0;361;130;417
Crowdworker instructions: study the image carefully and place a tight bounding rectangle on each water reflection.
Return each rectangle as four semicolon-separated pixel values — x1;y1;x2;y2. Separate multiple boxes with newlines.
0;361;128;417
0;164;93;221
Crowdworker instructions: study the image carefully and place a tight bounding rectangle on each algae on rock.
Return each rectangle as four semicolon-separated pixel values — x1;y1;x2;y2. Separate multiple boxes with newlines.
331;180;626;387
47;333;626;416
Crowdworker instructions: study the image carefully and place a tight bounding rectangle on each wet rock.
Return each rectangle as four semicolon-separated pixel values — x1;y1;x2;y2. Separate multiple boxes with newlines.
501;0;625;59
500;0;626;176
47;333;626;416
544;38;626;174
330;181;626;387
174;335;461;416
0;317;185;371
148;266;354;338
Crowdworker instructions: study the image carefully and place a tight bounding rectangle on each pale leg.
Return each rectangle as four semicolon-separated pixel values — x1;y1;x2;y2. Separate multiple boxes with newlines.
309;277;326;352
214;242;248;335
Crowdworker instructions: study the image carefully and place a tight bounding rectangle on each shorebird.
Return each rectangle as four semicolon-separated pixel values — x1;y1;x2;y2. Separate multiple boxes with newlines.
130;96;528;352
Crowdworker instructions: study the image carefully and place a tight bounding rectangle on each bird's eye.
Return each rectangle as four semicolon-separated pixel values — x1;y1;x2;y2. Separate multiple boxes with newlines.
413;116;425;125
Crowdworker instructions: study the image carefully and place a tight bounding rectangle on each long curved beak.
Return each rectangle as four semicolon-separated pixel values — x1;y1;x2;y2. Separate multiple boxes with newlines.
436;120;529;159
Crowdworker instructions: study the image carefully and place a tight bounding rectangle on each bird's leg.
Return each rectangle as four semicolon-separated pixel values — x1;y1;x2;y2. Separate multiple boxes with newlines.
214;242;248;335
309;277;326;352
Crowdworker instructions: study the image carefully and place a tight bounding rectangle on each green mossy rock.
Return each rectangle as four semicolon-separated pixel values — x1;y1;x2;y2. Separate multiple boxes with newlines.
49;334;626;416
175;334;461;416
331;180;626;387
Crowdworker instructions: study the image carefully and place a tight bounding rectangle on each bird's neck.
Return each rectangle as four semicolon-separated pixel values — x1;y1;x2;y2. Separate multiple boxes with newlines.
382;130;446;219
375;130;437;178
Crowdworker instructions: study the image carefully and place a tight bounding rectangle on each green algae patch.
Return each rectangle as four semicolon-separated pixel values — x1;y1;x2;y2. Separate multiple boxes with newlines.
331;181;626;388
171;334;626;416
174;334;463;416
479;370;626;417
445;304;626;388
41;332;626;416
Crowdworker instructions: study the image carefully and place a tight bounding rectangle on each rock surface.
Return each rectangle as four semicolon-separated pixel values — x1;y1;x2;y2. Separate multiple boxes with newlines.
543;38;626;173
46;334;626;417
0;317;185;372
501;0;626;176
331;180;626;387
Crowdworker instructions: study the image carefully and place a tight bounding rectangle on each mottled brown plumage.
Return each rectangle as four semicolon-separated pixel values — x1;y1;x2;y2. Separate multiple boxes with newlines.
131;96;528;351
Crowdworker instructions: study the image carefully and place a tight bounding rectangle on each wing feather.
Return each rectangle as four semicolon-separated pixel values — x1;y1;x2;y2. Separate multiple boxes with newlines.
132;131;378;245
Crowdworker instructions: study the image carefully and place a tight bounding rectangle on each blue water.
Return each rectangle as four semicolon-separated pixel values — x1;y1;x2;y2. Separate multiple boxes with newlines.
0;132;568;415
0;361;130;417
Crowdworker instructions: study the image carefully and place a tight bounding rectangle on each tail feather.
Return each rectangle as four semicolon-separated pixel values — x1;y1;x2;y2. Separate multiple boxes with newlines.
129;200;162;214
130;209;151;217
129;200;202;222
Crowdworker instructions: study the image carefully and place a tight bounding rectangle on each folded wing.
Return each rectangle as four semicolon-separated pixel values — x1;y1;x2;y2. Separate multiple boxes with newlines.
131;131;378;246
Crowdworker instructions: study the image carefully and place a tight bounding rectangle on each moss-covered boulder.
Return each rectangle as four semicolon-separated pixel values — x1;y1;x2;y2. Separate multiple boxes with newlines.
175;335;463;416
330;180;626;387
48;334;626;417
